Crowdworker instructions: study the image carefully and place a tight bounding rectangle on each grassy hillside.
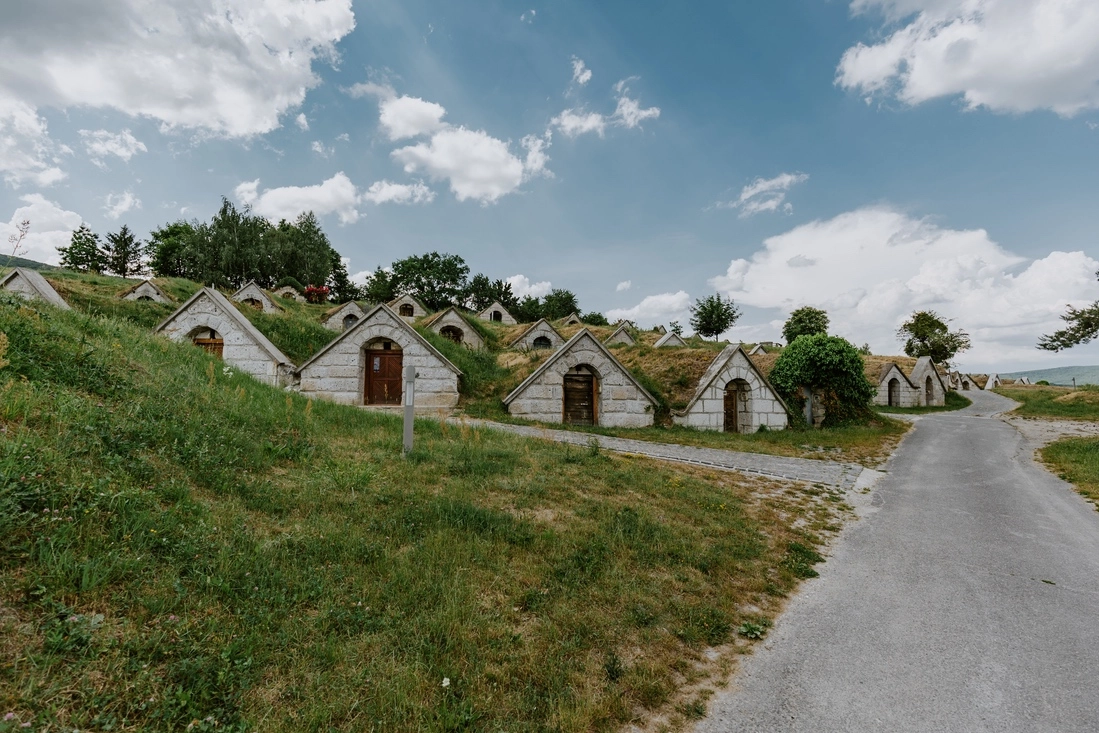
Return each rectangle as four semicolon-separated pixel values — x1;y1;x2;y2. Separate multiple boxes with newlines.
1000;365;1099;387
0;256;56;271
995;384;1099;421
0;293;845;731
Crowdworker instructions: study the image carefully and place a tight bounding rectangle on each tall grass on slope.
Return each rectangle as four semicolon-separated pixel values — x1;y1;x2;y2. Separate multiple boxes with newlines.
996;384;1099;421
0;295;839;732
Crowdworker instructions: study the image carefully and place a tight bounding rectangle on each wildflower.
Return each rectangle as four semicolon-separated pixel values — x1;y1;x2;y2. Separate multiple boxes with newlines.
441;677;450;688
168;615;178;622
4;713;15;721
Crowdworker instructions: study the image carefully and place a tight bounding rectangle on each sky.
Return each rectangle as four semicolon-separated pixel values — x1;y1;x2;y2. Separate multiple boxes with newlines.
1;0;1098;372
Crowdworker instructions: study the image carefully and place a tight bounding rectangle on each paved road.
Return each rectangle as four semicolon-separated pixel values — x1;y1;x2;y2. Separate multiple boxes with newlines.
464;419;865;488
697;389;1099;732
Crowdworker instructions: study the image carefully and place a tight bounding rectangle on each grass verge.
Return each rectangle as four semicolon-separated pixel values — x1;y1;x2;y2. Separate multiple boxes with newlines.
1041;437;1099;509
994;385;1099;421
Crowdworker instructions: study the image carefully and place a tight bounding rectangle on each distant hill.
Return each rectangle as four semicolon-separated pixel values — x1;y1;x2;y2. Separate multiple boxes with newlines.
1001;366;1099;387
1;255;55;271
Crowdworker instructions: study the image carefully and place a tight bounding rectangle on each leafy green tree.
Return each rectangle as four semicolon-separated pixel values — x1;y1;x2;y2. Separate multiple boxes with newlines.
782;306;829;344
858;343;872;355
690;294;740;340
362;266;398;304
897;310;971;366
582;311;609;326
103;225;146;278
1039;271;1099;351
147;221;199;279
326;249;360;303
669;320;683;336
466;274;518;312
390;252;470;311
512;295;543;323
541;288;581;321
58;223;106;273
769;334;876;426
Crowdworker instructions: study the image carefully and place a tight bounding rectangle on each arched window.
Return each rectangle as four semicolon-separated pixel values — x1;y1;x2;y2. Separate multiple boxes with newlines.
342;314;359;331
243;297;263;310
188;327;223;358
137;295;153;301
492;310;502;322
533;335;552;349
440;325;463;343
399;303;415;317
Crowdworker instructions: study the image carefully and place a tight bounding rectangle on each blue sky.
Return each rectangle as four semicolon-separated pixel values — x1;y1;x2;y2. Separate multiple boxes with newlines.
2;0;1098;371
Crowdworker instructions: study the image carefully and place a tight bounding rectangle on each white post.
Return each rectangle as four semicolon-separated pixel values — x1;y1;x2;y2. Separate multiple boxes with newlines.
403;364;417;456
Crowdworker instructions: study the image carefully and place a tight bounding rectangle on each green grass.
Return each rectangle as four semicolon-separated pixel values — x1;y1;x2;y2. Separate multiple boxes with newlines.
875;390;972;415
995;384;1099;421
0;294;844;731
1041;437;1099;508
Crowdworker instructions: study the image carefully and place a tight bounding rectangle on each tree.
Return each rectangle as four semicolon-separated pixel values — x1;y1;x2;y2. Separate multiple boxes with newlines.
582;311;609;326
58;223;106;273
669;320;683;337
103;225;146;278
782;306;829;344
541;288;580;321
858;343;872;356
390;252;470;311
362;266;398;304
512;295;543;323
769;334;876;426
1039;271;1099;351
690;294;740;340
326;249;361;303
5;219;29;268
897;310;971;366
147;221;199;279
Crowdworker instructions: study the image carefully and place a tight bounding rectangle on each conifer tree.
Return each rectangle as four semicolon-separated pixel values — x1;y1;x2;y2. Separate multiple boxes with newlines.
58;223;106;273
103;225;146;278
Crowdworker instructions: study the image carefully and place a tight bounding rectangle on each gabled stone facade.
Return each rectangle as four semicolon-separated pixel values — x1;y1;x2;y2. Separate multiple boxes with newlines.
908;356;947;406
654;332;687;348
154;287;294;386
231;281;281;314
985;373;1002;390
874;363;921;407
672;344;789;432
1;268;70;309
604;323;635;346
296;304;460;410
120;279;171;303
504;329;657;427
561;312;582;326
322;301;366;331
477;301;517;325
388;294;429;322
654;324;667;334
424;307;485;349
510;318;564;351
272;285;305;303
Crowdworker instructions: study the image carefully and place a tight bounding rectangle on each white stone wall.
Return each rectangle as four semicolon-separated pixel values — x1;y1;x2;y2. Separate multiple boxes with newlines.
123;281;169;303
427;310;485;349
3;273;45;302
389;295;427;322
672;350;788;432
273;286;305;303
232;283;280;313
873;366;921;407
908;358;946;406
605;328;635;346
297;317;459;409
158;292;286;386
512;320;563;351
322;302;365;331
506;334;654;427
479;305;517;325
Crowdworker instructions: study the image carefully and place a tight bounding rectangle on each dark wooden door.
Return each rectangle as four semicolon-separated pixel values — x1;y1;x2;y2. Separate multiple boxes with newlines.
724;385;739;433
194;338;223;359
563;374;595;425
366;352;403;405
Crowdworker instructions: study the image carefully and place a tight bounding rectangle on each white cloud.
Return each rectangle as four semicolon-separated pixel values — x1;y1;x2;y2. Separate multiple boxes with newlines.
235;172;362;224
520;9;536;23
506;274;552;299
0;0;356;138
607;291;692;328
79;129;147;169
611;79;661;128
521;134;552;178
708;206;1099;366
103;190;141;220
716;172;810;218
311;140;334;158
392;127;527;204
551;76;660;138
1;194;83;264
0;99;67;188
571;57;592;86
837;0;1099;116
362;180;435;205
346;83;448;141
296;113;310;131
616;280;632;292
551;109;606;138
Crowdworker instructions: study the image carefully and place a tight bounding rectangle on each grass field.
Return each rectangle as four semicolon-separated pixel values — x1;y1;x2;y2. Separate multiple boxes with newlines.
874;390;972;415
1042;438;1099;508
994;384;1099;421
0;294;848;732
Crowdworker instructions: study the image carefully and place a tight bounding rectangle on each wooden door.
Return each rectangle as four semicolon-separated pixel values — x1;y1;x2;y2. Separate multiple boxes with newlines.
563;374;596;425
366;351;403;405
194;338;223;359
724;385;739;433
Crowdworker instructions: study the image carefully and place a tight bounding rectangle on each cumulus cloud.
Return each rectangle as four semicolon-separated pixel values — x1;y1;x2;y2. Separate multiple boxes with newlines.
236;172;362;224
607;291;692;327
708;206;1099;366
571;57;592;85
506;274;552;299
295;113;310;131
0;99;67;188
715;172;809;217
612;79;661;128
0;0;356;138
392;127;527;204
616;280;632;292
103;190;141;220
0;194;82;264
362;180;435;205
79;129;146;168
346;83;448;140
551;109;606;138
837;0;1099;116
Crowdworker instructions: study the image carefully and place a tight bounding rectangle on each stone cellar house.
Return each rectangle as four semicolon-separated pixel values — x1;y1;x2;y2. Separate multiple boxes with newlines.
504;329;658;427
424;307;485;349
230;281;282;314
985;373;1002;390
477;301;517;324
870;356;947;407
1;268;70;309
654;332;687;349
119;279;172;303
155;287;294;386
509;318;564;351
654;324;667;334
272;285;306;302
561;312;582;326
296;304;460;410
604;323;635;346
321;301;365;332
673;344;790;432
388;293;429;322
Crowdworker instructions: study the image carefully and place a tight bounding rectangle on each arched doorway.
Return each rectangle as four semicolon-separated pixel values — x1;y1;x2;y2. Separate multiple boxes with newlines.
137;295;153;301
399;303;415;317
189;327;223;358
243;297;263;310
342;314;359;331
491;310;503;322
533;335;552;349
441;325;463;344
724;379;751;433
925;376;934;405
962;379;970;391
563;365;598;426
363;339;403;405
888;378;901;406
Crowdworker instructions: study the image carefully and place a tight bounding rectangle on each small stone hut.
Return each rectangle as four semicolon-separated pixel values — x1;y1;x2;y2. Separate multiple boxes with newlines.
424;307;485;349
477;301;517;325
654;332;687;349
871;356;947;407
296;304;460;410
272;285;305;303
1015;376;1031;385
119;279;171;303
231;281;281;314
985;373;1001;390
504;329;657;427
154;287;294;386
322;301;366;332
654;324;667;335
561;312;582;326
510;318;564;351
388;294;429;322
1;268;69;309
874;363;921;407
672;344;789;432
604;323;635;346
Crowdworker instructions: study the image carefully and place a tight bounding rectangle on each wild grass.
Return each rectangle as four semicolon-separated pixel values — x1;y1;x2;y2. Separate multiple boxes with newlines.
0;295;844;731
1041;438;1099;508
995;384;1099;421
875;390;972;414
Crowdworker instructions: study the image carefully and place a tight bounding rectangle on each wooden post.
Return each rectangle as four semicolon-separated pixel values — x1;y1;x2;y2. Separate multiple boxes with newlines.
402;364;417;456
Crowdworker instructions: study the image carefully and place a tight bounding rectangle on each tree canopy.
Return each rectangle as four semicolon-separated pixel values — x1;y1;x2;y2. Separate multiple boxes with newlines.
897;310;971;366
690;294;740;340
1039;271;1099;351
58;224;106;274
782;306;829;344
103;225;146;279
769;334;876;426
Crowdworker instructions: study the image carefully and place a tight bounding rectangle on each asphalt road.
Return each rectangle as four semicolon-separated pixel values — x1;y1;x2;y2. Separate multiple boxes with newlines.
696;390;1099;732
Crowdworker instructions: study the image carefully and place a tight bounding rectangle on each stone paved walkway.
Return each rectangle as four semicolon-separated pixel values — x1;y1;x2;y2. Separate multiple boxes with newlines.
459;419;866;488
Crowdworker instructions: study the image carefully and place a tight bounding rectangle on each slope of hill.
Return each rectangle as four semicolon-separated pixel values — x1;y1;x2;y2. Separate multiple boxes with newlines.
1;255;55;271
1001;366;1099;386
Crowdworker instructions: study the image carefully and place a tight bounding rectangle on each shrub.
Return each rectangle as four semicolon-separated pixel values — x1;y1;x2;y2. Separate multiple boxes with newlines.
303;284;330;304
769;334;875;426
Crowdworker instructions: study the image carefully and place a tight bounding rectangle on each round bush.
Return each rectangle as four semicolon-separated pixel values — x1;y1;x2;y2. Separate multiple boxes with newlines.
769;334;876;426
